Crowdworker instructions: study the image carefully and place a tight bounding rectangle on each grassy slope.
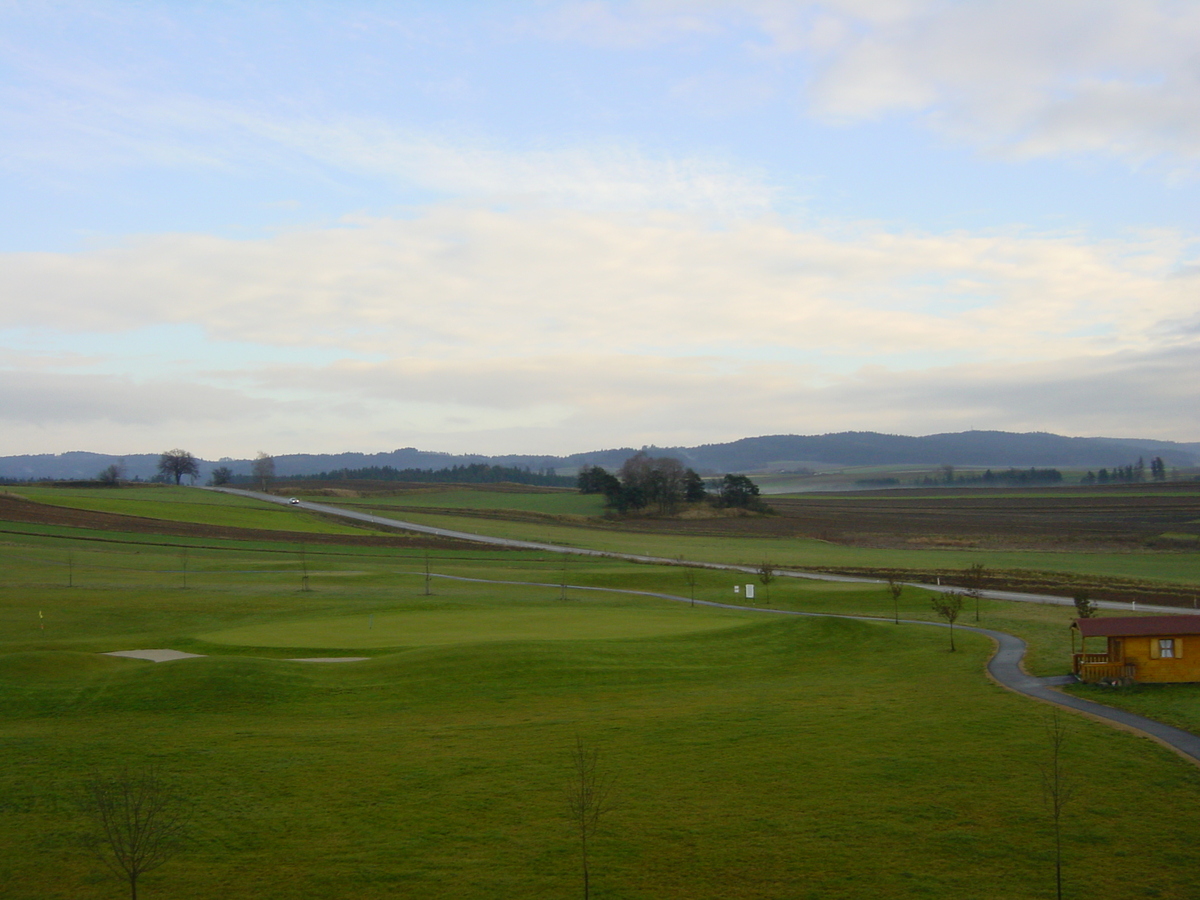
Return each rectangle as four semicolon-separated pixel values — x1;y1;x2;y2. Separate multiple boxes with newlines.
321;487;606;516
3;495;1200;897
1062;682;1200;735
9;485;384;535
0;521;1082;675
4;616;1200;899
199;602;754;649
21;483;1200;585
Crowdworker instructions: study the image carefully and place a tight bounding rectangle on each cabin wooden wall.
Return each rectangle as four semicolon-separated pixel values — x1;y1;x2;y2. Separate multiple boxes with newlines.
1115;635;1199;683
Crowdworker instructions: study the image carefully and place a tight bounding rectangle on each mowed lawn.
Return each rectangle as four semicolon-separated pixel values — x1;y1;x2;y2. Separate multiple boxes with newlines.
4;613;1200;899
3;508;1200;897
200;602;752;649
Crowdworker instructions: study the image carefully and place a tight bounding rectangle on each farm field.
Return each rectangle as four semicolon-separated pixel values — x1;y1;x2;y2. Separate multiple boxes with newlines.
2;485;399;537
288;477;1200;549
12;480;1200;603
310;505;1200;606
2;485;1200;898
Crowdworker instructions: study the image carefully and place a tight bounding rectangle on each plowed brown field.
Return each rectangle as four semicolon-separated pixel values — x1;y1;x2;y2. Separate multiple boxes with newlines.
0;494;478;551
611;484;1200;551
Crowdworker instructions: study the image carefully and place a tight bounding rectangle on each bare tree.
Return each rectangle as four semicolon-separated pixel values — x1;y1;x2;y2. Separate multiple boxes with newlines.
756;561;777;604
251;452;275;491
648;456;687;514
1041;710;1078;900
616;452;690;514
78;765;190;900
930;592;965;651
963;563;986;622
98;462;124;485
565;736;615;900
156;449;199;485
683;567;698;607
886;577;904;625
207;466;233;486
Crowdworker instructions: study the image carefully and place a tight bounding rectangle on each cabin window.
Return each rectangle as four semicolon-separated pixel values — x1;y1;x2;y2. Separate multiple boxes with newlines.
1149;638;1181;659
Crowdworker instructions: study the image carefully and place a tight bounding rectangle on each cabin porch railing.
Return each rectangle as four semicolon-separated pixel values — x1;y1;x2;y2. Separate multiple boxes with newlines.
1072;654;1137;684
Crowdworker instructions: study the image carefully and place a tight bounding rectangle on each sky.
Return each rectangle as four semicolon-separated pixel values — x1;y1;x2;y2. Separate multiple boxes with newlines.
2;0;1198;459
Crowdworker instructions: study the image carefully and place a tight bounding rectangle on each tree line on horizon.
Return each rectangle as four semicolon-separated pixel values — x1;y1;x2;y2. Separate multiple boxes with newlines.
289;462;574;487
1080;456;1168;485
64;453;576;489
914;465;1066;487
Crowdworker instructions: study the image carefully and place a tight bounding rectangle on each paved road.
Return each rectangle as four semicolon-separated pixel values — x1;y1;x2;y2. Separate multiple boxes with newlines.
210;487;1180;614
210;487;1200;764
977;624;1200;764
432;571;1200;766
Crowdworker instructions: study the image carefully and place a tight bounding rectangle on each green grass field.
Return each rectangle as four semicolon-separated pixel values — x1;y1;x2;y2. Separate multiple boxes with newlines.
8;484;390;535
3;489;1200;898
317;487;607;516
200;600;753;649
1062;682;1200;735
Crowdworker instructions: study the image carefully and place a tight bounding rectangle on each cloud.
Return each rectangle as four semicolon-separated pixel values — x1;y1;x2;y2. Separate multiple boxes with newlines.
531;0;726;48
6;202;1195;452
3;208;1195;367
541;1;1200;172
4;338;1197;457
0;58;771;214
220;343;1200;451
801;1;1200;166
813;345;1200;437
0;370;271;427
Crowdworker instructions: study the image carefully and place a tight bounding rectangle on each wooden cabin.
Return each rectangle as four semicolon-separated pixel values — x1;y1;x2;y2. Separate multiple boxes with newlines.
1072;616;1200;684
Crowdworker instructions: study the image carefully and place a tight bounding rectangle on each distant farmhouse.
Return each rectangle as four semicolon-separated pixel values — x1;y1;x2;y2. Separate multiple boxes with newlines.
1072;616;1200;684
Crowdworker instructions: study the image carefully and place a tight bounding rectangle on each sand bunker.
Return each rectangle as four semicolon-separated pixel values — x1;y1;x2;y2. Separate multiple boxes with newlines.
103;649;367;663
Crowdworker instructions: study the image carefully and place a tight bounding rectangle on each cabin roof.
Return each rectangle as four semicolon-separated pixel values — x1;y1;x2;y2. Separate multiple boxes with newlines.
1073;615;1200;638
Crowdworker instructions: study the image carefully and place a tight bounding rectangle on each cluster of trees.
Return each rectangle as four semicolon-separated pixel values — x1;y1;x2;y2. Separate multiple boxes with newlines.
210;453;276;488
1081;457;1168;484
917;466;1064;486
577;453;705;513
578;452;765;514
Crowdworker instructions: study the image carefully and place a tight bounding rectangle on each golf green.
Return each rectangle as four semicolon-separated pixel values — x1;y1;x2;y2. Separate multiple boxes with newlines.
200;603;754;649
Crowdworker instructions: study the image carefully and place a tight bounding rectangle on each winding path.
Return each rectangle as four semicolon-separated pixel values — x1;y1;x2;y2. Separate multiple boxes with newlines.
214;487;1173;614
207;488;1200;764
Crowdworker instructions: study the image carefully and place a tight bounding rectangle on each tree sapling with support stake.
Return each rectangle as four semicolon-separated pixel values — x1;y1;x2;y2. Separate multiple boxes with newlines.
931;592;965;651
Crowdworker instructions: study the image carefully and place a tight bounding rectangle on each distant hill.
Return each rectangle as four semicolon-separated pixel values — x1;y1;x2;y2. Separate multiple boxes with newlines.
1;431;1197;482
609;431;1200;473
